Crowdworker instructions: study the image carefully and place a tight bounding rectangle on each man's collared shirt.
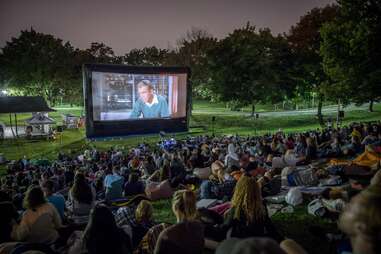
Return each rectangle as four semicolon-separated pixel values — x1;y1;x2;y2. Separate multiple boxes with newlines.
145;94;159;107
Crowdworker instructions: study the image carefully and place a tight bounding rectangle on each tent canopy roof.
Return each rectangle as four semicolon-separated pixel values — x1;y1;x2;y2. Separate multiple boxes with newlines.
0;96;55;114
25;114;56;125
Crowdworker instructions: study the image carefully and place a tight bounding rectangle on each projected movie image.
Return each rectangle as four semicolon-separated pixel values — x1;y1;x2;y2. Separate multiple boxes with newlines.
91;72;187;121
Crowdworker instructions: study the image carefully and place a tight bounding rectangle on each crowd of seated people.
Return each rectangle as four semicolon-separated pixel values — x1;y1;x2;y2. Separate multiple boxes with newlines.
0;121;380;254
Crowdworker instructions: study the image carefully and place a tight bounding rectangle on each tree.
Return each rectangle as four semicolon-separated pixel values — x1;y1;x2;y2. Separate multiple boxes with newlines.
0;28;75;105
85;42;117;64
123;46;169;66
320;0;381;112
287;5;339;125
62;42;119;105
207;23;294;115
175;28;218;98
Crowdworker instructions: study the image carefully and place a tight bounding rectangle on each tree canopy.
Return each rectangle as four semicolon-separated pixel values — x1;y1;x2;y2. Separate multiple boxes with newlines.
287;5;339;124
0;28;75;105
320;0;381;111
207;24;294;113
0;2;380;119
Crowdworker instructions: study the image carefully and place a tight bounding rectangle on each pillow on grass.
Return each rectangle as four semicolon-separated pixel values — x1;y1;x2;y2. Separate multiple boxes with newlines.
145;180;173;201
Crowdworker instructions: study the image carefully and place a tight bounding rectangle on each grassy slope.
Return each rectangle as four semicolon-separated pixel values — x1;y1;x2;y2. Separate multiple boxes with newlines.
152;199;336;254
1;103;380;161
1;101;379;254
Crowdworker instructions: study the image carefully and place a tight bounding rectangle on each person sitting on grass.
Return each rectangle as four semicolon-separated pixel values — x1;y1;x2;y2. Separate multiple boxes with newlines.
104;167;124;200
200;161;236;200
67;204;132;254
225;144;240;170
115;199;156;249
168;152;186;188
216;237;307;254
338;185;381;254
141;156;157;178
159;159;171;182
154;190;205;254
12;185;62;244
0;191;19;244
135;190;212;254
305;137;318;162
124;173;145;197
231;161;267;182
218;174;281;241
41;180;66;221
342;135;363;156
68;173;95;218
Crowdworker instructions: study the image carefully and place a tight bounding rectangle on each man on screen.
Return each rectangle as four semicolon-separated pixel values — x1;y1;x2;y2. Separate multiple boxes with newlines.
129;80;170;119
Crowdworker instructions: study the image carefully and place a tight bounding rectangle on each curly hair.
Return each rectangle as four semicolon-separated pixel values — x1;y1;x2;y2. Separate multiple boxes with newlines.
231;174;265;224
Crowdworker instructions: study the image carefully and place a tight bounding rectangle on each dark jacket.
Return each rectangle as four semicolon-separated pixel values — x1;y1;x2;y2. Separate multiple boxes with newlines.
154;220;204;254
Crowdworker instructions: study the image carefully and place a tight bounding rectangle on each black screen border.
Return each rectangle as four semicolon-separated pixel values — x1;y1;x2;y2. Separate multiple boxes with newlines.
83;64;191;138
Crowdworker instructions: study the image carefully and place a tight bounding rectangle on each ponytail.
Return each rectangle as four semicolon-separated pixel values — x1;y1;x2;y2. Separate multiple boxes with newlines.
172;190;197;222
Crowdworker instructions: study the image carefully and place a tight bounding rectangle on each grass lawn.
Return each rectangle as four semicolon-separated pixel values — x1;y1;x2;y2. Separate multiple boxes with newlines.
151;199;337;254
0;101;379;254
1;102;380;162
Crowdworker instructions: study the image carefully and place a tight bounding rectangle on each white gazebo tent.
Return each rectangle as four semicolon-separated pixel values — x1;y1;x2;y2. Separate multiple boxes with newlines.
62;113;79;129
25;113;56;137
0;96;55;138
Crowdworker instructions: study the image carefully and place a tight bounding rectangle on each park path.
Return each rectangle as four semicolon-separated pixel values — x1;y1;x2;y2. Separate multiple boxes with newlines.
192;103;369;117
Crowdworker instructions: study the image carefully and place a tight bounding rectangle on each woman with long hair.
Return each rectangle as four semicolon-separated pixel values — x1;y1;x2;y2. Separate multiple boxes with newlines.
131;200;155;248
154;190;204;254
136;190;205;254
171;189;198;222
221;174;280;240
230;174;265;229
68;204;131;254
68;172;95;217
12;185;62;244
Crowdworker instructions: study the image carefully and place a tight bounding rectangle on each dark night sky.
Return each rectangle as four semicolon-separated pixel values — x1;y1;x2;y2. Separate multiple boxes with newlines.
0;0;335;55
